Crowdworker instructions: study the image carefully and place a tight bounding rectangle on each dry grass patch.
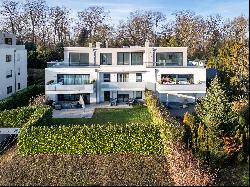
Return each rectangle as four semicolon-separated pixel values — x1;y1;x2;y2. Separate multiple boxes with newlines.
0;143;172;186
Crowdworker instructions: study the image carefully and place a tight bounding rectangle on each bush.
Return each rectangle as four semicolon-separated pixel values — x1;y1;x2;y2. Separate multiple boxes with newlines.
144;90;216;186
0;107;36;128
0;85;44;111
18;123;163;155
0;106;52;128
144;90;185;151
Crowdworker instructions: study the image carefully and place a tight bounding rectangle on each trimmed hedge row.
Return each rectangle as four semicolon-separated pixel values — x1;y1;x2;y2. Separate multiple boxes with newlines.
18;123;164;155
0;106;52;128
144;90;185;153
0;107;36;128
0;85;44;111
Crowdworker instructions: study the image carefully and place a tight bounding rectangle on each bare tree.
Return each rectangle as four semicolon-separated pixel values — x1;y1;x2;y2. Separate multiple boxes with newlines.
76;6;112;45
0;0;20;34
24;0;48;44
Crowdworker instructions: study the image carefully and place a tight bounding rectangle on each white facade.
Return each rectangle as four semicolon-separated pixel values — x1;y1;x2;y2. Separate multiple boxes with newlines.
45;42;206;104
0;32;27;100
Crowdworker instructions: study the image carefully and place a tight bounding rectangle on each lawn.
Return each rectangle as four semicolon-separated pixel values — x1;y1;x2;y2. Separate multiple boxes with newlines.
51;106;153;126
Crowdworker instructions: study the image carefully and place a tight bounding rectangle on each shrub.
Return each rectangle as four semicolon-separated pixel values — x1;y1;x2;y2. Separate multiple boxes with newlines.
184;77;249;165
144;89;216;186
0;107;36;128
0;106;52;128
18;123;163;155
0;85;44;111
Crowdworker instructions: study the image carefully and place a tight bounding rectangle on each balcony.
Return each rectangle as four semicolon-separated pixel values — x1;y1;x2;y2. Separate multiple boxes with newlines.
100;82;145;91
46;84;94;94
156;82;206;93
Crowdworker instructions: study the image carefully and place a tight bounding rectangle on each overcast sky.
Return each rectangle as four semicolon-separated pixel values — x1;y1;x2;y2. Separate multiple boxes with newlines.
18;0;249;25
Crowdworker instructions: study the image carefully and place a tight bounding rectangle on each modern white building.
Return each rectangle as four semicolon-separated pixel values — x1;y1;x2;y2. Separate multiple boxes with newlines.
45;42;206;106
0;32;27;100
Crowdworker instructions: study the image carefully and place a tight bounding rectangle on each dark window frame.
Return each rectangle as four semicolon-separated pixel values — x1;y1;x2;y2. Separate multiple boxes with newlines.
117;73;129;82
156;52;183;66
103;73;110;82
100;53;112;65
131;52;143;65
117;52;130;65
5;38;12;45
18;83;21;90
69;53;89;66
6;55;11;62
136;73;142;82
7;86;12;94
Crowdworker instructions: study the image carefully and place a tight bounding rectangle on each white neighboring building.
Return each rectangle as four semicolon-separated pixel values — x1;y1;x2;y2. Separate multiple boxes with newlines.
0;32;27;100
45;42;206;105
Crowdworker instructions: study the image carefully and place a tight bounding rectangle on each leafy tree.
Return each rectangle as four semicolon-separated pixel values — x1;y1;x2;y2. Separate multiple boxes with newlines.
194;76;233;164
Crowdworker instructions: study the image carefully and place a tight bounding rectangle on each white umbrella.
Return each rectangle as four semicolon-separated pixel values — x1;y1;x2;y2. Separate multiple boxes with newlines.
79;95;85;112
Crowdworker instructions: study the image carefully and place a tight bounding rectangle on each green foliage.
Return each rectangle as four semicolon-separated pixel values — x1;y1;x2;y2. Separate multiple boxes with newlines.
0;85;44;111
0;107;36;128
0;106;52;128
18;123;163;155
215;40;249;99
184;76;249;165
144;90;185;153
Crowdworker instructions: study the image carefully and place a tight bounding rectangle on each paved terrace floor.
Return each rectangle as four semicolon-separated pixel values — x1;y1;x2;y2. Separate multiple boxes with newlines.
52;102;132;118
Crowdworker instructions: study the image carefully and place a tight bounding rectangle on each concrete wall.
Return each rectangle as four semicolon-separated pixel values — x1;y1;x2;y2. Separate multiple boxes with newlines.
0;44;27;99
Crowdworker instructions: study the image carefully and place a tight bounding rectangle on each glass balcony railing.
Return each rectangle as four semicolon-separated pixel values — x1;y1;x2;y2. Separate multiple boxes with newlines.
100;82;145;91
156;82;206;92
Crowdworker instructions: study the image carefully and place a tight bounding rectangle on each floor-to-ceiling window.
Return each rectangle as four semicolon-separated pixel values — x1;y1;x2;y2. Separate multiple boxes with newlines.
156;52;183;66
131;52;143;65
57;74;90;85
117;73;129;82
117;52;129;65
100;53;112;65
69;53;89;66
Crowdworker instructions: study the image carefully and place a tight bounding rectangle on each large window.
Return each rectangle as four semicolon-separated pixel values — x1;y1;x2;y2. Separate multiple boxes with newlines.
136;73;142;82
7;86;12;94
117;52;129;65
100;53;112;65
131;52;143;65
57;74;90;85
117;73;129;82
58;94;90;104
103;73;110;82
156;52;183;66
69;53;89;66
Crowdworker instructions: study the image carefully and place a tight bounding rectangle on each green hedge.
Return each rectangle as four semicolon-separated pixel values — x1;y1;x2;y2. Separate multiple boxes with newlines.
18;123;163;155
0;106;52;128
0;107;36;128
144;90;185;153
0;85;44;111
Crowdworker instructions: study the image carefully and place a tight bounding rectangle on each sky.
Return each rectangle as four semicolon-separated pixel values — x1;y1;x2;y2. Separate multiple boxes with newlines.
20;0;249;25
